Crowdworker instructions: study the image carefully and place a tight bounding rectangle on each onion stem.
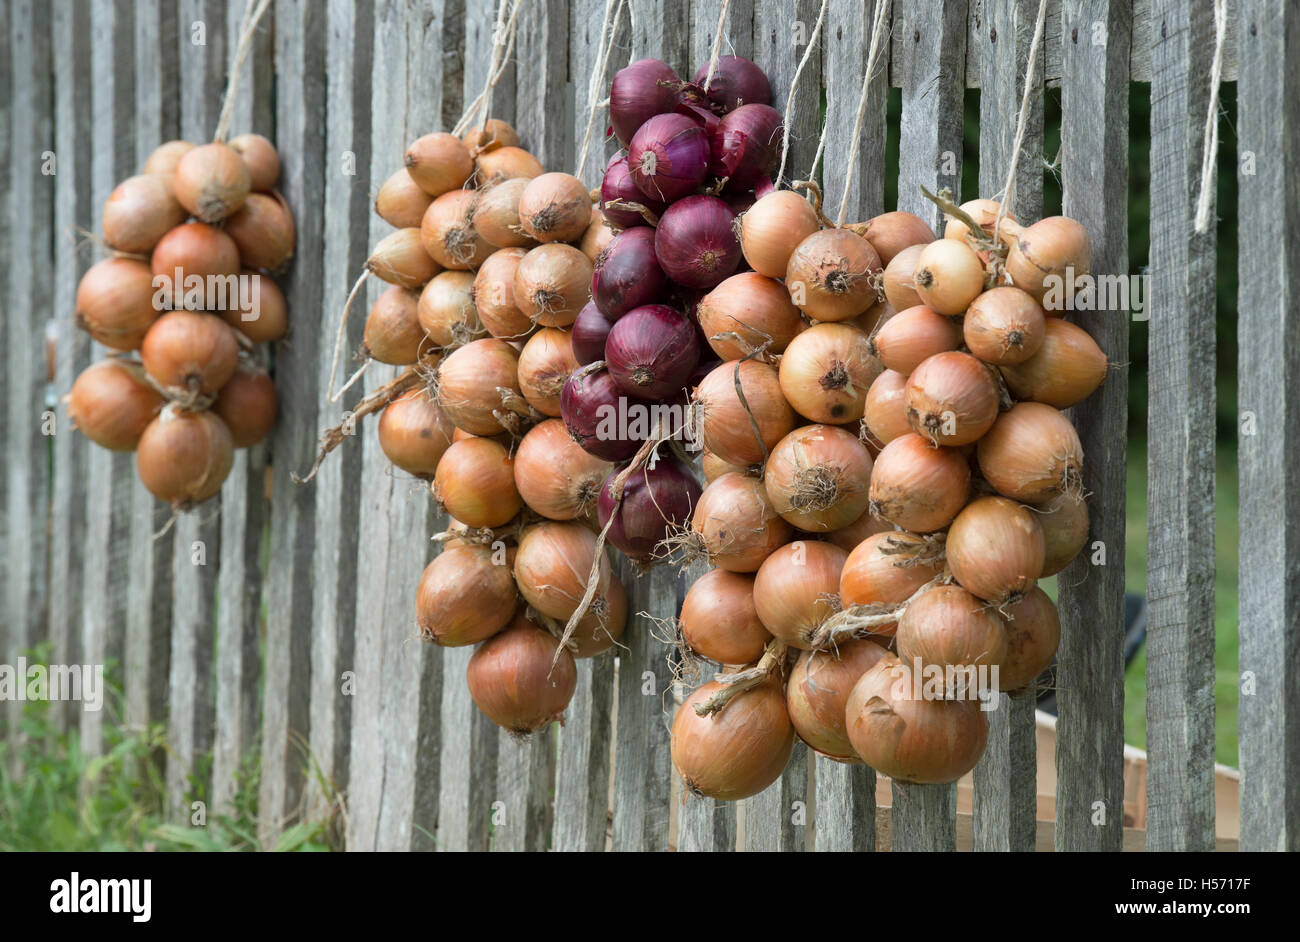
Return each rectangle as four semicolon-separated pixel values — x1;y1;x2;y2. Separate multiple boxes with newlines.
694;638;788;717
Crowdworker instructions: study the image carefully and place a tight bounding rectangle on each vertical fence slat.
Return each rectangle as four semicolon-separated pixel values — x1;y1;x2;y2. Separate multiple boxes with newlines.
971;0;1042;853
753;0;821;188
166;0;229;820
1145;0;1217;852
1055;0;1130;852
0;0;11;708
821;0;886;224
259;0;326;843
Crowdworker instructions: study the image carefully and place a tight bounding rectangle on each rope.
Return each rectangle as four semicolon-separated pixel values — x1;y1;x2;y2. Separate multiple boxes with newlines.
702;0;733;94
213;0;273;143
452;0;526;138
993;0;1049;237
834;0;892;226
776;0;828;187
574;0;627;182
1193;0;1228;234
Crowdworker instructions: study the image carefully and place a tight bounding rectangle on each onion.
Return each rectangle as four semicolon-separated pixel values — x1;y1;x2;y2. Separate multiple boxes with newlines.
629;113;710;203
591;227;669;321
518;327;578;416
513;243;593;327
140;311;239;396
470;178;533;250
364;285;426;364
436;338;521;436
466;615;577;733
434;437;523;528
416;544;517;646
567;577;629;658
778;323;879;425
377;388;455;477
224;191;296;272
695;359;795;467
903;351;999;446
404;132;474;196
764;424;874;531
698;272;803;360
846;657;989;783
913;238;986;316
825;506;893;553
785;228;882;323
997;587;1061;692
473;247;532;339
998;317;1107;408
221;269;288;344
67;358;164;451
882;243;927;311
963;286;1046;366
691;55;772;111
462;118;520;151
691;471;791;572
605;304;700;400
518;172;592;243
897;584;1008;682
855;210;936;266
600;155;667;229
475;146;545;185
788;639;891;760
151;221;241;283
753;540;847;650
579;208;616;263
868;433;970;532
142;139;195;175
868;304;961;376
839;531;946;637
75;258;160;350
944;198;1012;244
173;142;250;222
707;103;782;190
740;190;821;278
101;174;187;254
1038;491;1090;576
976;402;1083;505
863;369;911;446
212;364;277;448
610;58;682;145
560;365;648;462
999;216;1092;302
597;455;702;559
514;521;617;621
570;301;615;365
227;133;280;191
367;227;439;288
654;195;740;290
671;676;794;801
680;569;770;665
701;449;746;483
514;419;612;520
946;496;1045;604
419;270;482;346
421;189;492;270
136;405;234;505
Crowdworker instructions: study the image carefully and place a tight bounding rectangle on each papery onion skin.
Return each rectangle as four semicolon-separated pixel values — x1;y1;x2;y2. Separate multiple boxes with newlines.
763;424;874;531
944;198;1012;244
229;133;281;191
404;132;474;197
696;359;795;467
610;58;683;146
653;195;741;291
377;388;455;477
416;544;518;646
945;496;1045;604
375;167;434;229
869;304;962;377
472;177;537;249
1037;491;1090;576
421;189;493;271
140;311;239;396
600;155;668;229
463;118;521;150
752;540;847;650
913;239;986;316
896;583;1009;680
592;227;669;319
1002;216;1092;303
997;316;1108;408
788;639;891;760
868;433;970;533
224;191;296;272
579;209;616;263
367;227;440;288
903;350;1000;446
364;285;426;365
680;569;770;665
976;402;1083;505
435;338;521;436
67;359;165;451
699;272;804;361
839;531;946;638
473;247;532;340
707;103;783;190
671;677;795;801
136;406;234;506
570;301;615;365
863;369;912;447
825;506;894;553
475;146;546;185
777;322;880;425
466;615;577;733
513;243;593;327
604;303;700;400
222;270;288;343
963;286;1046;366
212;366;277;448
75;258;161;350
514;521;616;621
151;221;242;283
883;243;927;312
785;228;882;323
997;586;1062;693
434;436;523;529
628;113;710;203
691;471;792;572
419;270;482;346
514;419;612;521
560;366;649;462
142;139;195;175
740;190;821;279
102;174;188;254
855;211;936;266
597;455;701;559
691;56;772;112
567;576;629;658
701;449;747;483
518;172;593;244
173;142;251;222
518;327;579;416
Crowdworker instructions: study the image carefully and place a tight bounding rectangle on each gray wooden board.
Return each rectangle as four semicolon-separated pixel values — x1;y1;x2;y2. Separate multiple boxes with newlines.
891;778;957;851
815;761;875;852
1144;0;1217;853
820;0;887;224
745;740;809;851
753;0;822;188
0;0;11;707
1055;0;1130;852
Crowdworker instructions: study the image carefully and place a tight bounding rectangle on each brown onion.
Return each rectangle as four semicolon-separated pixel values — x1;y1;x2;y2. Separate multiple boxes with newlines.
136;405;234;506
475;145;545;184
518;328;578;416
513;244;593;327
963;286;1046;366
788;639;891;760
998;216;1092;303
977;402;1083;505
701;450;746;483
473;248;532;339
778;323;880;425
897;584;1008;682
764;424;874;531
223;191;296;272
435;338;520;436
466;614;577;733
839;531;946;638
695;359;795;467
752;540;847;650
868;304;961;376
944;198;1013;244
102;174;187;254
375;167;434;229
404;132;474;196
514;521;618;622
421;189;492;270
151;221;241;283
142;140;195;175
566;577;628;658
825;506;893;553
671;677;795;800
416;544;517;646
173;142;250;221
913;239;986;316
855;210;936;266
863;369;911;446
463;119;520;151
140;311;239;395
212;364;277;448
518;172;592;243
473;178;536;249
869;433;970;532
367;227;440;288
946;496;1045;604
691;472;792;573
785;228;882;322
1037;491;1090;576
75;258;160;350
697;272;804;360
882;243;926;311
434;437;522;528
222;270;288;343
364;285;427;364
418;270;482;346
998;586;1061;692
903;351;999;446
998;317;1107;408
680;569;770;665
67;358;164;451
739;190;821;278
377;388;455;477
513;419;612;521
227;133;280;191
579;209;615;262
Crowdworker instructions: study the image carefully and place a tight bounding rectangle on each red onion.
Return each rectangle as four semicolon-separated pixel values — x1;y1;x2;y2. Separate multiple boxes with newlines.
605;303;700;400
592;227;669;319
629;114;710;203
654;195;741;290
709;104;783;190
597;456;702;559
572;301;615;365
600;155;667;229
610;58;683;147
691;56;772;112
675;98;721;134
561;364;649;461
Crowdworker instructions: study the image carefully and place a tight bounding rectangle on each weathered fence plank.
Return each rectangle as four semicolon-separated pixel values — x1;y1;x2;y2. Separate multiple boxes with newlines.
0;0;12;712
820;0;887;225
746;742;809;851
1056;0;1130;852
1235;0;1299;853
753;0;822;188
1145;0;1217;852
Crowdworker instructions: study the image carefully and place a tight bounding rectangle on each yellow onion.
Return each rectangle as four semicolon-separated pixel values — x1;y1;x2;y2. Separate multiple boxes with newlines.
579;208;615;263
513;243;593;327
75;258;160;350
463;118;520;151
514;521;619;623
473;247;533;339
151;221;241;282
101;174;187;253
367;227;440;288
882;242;926;311
140;311;239;395
977;402;1083;505
839;531;946;638
913;238;986;316
777;322;880;425
473;177;537;249
404;132;474;196
946;496;1045;604
227;133;280;191
896;584;1008;683
863;369;911;447
67;358;164;451
701;450;746;483
691;471;792;572
739;190;821;278
435;337;521;436
998;216;1091;303
869;304;962;376
785;228;882;322
963;286;1046;366
416;543;517;646
697;272;804;360
680;569;770;665
173;142;251;221
513;419;612;520
695;359;795;467
434;436;522;528
223;190;296;272
518;172;592;243
854;210;936;266
787;639;891;760
903;351;999;446
752;540;847;650
142;139;195;175
825;506;893;553
475;145;545;184
421;189;493;270
943;198;1013;245
377;388;455;477
418;270;482;346
136;405;234;506
375;167;434;229
998;317;1107;408
671;676;795;801
1037;491;1090;576
998;586;1061;692
518;327;578;416
566;577;628;658
212;363;277;448
363;285;427;365
868;433;970;532
763;424;874;531
466;614;577;733
222;270;288;343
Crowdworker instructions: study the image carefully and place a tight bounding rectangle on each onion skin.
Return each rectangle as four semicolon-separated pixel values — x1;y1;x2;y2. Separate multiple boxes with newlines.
839;531;946;638
913;239;986;316
963;286;1046;366
698;272;804;360
944;198;1012;244
903;351;1000;446
466;615;577;733
67;359;165;451
140;311;239;396
691;471;792;572
560;366;648;462
671;677;795;801
778;322;880;425
998;317;1108;408
680;569;770;665
136;406;234;506
764;424;874;531
377;388;455;477
222;269;288;343
142;139;195;175
434;437;522;528
1001;216;1092;302
367;227;439;289
514;419;612;521
786;228;882;323
419;270;481;346
173;142;251;222
404;132;474;197
421;189;493;270
599;155;667;229
519;172;593;244
882;243;926;311
864;369;911;446
592;226;669;319
825;506;893;553
376;168;433;229
514;243;593;328
1038;491;1090;576
463;118;520;151
224;191;296;272
364;285;426;364
101;174;187;254
946;497;1045;607
753;540;847;650
976;402;1083;505
846;658;989;784
579;208;615;263
476;146;546;185
701;449;746;483
897;583;1009;680
740;191;821;279
998;587;1061;692
696;359;795;467
212;366;278;448
691;56;772;112
610;58;683;146
597;456;701;559
473;248;532;340
151;221;242;283
869;304;962;377
416;545;518;646
228;133;280;191
788;639;891;760
75;258;160;350
868;433;970;533
604;304;700;400
473;178;536;249
518;327;578;416
653;195;741;291
514;522;617;621
566;577;629;658
436;338;520;436
571;301;615;365
855;210;936;266
707;103;783;190
628;113;710;203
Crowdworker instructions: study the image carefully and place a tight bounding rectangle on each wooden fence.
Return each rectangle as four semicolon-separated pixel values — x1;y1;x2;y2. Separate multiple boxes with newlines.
2;0;1296;852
